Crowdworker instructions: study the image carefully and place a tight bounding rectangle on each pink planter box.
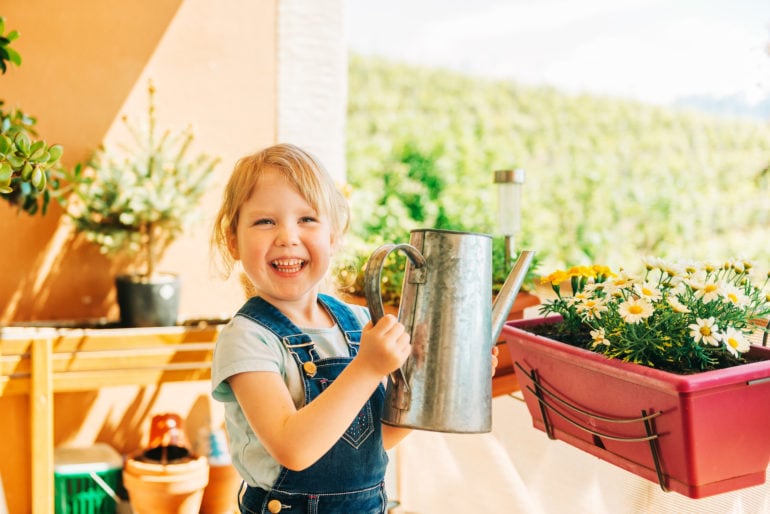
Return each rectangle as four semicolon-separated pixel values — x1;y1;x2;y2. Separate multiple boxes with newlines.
502;316;770;499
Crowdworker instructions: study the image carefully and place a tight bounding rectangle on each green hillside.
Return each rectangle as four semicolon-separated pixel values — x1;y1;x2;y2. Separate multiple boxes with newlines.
346;54;770;273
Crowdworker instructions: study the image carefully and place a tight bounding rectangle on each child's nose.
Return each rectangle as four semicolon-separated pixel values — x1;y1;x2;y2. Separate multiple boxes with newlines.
276;224;300;246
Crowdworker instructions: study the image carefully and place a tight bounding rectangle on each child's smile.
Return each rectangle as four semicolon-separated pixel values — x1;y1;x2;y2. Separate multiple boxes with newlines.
271;257;306;274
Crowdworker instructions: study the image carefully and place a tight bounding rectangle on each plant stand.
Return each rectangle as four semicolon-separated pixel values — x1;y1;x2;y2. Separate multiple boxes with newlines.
502;316;770;499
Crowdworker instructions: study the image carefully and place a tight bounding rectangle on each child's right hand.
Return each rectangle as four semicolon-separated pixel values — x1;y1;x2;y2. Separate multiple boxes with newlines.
358;314;411;377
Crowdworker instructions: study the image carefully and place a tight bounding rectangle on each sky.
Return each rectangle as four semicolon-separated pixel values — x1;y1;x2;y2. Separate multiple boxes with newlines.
345;0;770;108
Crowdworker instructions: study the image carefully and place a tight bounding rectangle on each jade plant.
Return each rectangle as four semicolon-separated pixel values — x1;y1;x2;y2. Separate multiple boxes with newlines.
61;81;220;278
0;16;64;215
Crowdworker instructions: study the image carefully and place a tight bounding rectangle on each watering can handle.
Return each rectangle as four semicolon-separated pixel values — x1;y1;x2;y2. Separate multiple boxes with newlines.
363;243;427;325
363;243;426;408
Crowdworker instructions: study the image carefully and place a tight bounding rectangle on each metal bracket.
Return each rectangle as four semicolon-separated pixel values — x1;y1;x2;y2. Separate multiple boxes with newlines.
516;361;669;492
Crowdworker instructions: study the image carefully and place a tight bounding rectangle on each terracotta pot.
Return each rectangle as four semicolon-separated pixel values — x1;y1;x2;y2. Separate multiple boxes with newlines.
200;463;242;514
123;456;209;514
503;316;770;499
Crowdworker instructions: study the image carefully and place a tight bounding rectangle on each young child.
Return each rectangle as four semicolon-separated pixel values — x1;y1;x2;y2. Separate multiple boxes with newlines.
211;143;500;513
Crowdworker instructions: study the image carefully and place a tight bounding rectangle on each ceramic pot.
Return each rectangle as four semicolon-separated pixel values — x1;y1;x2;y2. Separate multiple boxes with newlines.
115;273;181;327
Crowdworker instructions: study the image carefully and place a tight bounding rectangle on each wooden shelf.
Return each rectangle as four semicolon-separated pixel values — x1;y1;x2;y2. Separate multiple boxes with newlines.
0;323;223;514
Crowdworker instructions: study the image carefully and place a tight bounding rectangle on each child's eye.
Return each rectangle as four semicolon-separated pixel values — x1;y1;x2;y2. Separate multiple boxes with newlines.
253;218;274;226
300;216;318;223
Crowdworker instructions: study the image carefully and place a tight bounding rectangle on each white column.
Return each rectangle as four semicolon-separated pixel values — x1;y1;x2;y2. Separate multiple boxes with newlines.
276;0;348;182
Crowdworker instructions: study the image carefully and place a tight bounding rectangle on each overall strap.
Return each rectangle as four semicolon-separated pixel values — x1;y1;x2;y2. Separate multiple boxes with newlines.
318;293;364;356
235;296;320;363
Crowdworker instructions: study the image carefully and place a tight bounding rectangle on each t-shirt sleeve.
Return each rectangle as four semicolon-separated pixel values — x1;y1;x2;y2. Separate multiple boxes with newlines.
211;316;283;402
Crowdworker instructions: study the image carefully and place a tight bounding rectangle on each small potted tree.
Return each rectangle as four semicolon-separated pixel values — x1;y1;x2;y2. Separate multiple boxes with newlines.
62;81;220;327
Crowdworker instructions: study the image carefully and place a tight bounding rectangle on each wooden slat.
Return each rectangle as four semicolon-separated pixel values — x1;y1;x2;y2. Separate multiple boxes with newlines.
0;375;30;396
1;326;221;396
30;337;53;514
53;366;212;391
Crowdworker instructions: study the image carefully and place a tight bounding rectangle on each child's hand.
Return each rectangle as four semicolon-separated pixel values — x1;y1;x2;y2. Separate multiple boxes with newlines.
491;345;500;377
358;314;411;377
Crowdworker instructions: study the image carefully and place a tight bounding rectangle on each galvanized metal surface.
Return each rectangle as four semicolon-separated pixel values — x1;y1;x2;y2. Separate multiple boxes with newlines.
364;228;534;434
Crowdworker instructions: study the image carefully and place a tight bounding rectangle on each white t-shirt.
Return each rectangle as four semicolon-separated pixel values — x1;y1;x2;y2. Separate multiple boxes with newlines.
211;302;371;489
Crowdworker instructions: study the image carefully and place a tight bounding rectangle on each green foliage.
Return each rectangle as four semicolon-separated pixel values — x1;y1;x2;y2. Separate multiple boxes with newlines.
0;17;21;73
61;82;220;278
345;55;770;279
0;17;64;215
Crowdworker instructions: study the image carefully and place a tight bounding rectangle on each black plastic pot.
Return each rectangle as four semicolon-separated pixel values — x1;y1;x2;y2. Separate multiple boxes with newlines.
115;273;181;327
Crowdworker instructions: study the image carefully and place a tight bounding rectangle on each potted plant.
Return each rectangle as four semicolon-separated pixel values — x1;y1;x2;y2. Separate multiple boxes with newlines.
502;258;770;498
61;81;220;327
0;16;65;216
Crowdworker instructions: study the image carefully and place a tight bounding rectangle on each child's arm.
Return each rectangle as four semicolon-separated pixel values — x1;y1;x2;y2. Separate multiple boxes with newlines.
229;314;410;471
382;425;412;449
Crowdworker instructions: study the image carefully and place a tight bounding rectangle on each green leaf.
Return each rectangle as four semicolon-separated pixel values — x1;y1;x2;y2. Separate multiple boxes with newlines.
6;47;20;66
0;134;11;154
7;154;24;168
29;140;46;156
31;165;46;191
48;144;63;163
21;160;32;180
0;161;11;188
14;131;30;155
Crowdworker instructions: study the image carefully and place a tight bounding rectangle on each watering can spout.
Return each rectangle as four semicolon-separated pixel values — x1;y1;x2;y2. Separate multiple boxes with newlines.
491;250;536;344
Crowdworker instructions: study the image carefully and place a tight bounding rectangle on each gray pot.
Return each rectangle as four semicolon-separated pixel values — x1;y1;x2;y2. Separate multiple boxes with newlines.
115;273;181;327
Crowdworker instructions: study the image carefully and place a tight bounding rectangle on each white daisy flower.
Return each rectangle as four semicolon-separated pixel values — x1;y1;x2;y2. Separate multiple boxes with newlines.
618;298;653;324
721;327;750;357
688;317;720;346
635;282;662;302
720;283;749;307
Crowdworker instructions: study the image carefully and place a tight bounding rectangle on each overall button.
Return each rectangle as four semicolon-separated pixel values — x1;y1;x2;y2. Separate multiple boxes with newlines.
303;361;317;377
267;499;282;513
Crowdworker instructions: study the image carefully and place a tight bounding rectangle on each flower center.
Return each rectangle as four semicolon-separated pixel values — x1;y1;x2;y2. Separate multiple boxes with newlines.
704;284;718;293
700;326;712;336
727;337;739;349
629;305;643;315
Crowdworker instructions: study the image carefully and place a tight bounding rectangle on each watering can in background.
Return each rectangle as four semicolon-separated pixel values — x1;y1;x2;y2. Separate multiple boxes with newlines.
364;228;535;433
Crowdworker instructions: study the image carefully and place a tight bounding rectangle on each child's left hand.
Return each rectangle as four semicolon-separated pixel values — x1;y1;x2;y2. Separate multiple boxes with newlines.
491;345;500;377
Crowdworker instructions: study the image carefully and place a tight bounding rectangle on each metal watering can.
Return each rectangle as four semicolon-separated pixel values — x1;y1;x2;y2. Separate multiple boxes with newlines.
364;228;535;433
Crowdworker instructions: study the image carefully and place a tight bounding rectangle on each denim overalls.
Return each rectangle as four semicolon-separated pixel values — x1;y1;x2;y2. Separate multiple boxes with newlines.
237;294;389;514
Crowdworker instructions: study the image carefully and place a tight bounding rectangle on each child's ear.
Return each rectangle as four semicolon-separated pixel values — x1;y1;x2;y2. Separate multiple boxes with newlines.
227;232;240;260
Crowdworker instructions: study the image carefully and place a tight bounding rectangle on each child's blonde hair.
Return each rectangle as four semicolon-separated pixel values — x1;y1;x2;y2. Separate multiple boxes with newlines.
211;143;350;280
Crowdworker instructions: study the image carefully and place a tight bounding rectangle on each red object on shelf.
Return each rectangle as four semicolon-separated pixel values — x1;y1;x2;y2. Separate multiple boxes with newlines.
502;316;770;499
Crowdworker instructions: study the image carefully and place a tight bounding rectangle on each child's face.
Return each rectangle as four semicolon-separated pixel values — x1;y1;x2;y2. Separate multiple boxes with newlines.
229;166;335;306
